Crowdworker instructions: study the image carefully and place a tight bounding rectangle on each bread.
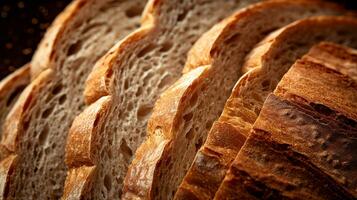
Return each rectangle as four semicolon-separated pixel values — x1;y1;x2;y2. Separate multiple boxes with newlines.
229;15;357;138
178;16;357;200
0;0;146;199
215;42;357;199
64;0;263;199
122;1;346;199
0;65;30;163
172;2;349;199
0;64;30;134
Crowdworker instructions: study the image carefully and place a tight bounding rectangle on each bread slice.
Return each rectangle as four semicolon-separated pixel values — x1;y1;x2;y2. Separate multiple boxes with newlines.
64;0;263;199
122;1;346;199
206;17;356;198
0;0;147;199
215;42;357;199
0;65;30;163
0;64;30;133
172;2;348;199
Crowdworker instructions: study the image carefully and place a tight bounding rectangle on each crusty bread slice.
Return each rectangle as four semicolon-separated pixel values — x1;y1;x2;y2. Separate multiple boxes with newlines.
0;65;30;163
63;0;262;199
215;42;357;199
0;0;146;199
173;2;348;199
0;64;30;133
122;1;346;199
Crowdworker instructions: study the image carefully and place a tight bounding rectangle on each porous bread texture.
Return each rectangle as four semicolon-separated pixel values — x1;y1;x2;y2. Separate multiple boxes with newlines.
215;42;357;199
64;0;259;199
0;65;30;134
0;0;145;199
173;1;347;199
123;1;345;200
229;16;357;141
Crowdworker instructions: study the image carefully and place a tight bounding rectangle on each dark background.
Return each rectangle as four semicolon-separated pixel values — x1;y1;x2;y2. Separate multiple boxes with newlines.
0;0;356;80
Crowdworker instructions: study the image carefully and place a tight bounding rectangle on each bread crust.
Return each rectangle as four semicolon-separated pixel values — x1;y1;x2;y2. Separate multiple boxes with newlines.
0;2;92;196
65;0;260;198
0;64;30;134
215;42;357;199
0;0;145;198
123;1;347;199
62;1;162;198
0;68;53;199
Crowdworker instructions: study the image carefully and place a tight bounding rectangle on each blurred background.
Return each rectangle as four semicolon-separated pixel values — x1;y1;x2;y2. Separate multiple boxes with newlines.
0;0;356;80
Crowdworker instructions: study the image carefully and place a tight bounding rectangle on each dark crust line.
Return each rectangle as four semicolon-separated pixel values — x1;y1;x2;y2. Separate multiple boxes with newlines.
275;91;357;135
281;60;357;131
258;93;356;194
223;129;355;200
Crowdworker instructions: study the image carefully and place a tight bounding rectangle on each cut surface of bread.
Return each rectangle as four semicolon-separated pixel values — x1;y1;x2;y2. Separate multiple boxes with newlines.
0;65;30;163
215;42;357;199
230;16;357;138
122;1;346;199
63;0;263;199
173;2;348;199
0;0;146;199
204;16;357;199
0;64;30;134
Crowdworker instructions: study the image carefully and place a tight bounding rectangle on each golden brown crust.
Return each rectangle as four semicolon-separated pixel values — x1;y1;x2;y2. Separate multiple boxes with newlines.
303;42;357;82
0;155;17;199
123;66;211;199
1;69;54;152
0;64;30;132
175;2;348;199
216;43;357;198
215;129;354;200
65;96;112;168
61;166;96;200
63;0;165;198
0;69;53;199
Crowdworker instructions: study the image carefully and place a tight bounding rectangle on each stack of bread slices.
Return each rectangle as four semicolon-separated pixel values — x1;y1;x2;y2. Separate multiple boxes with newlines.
0;0;356;199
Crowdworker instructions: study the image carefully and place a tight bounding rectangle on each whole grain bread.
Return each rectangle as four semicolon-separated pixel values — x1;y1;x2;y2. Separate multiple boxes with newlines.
122;1;346;199
63;0;263;199
173;2;348;199
0;0;146;199
215;42;357;199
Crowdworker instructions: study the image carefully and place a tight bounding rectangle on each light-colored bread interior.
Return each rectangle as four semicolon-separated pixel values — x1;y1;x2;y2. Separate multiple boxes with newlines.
215;42;357;199
173;1;347;199
124;1;346;200
0;0;145;199
0;65;30;133
65;1;261;199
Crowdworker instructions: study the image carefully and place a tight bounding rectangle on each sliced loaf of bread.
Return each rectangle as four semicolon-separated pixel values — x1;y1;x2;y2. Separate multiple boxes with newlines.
123;1;346;199
0;0;146;199
63;0;262;199
215;42;357;199
173;2;348;199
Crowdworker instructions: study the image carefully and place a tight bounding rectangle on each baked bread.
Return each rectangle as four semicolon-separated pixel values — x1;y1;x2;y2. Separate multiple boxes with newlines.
174;15;357;200
0;65;30;163
215;42;357;199
0;64;30;134
64;0;263;199
0;0;146;199
122;1;346;199
231;15;357;139
172;2;349;199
